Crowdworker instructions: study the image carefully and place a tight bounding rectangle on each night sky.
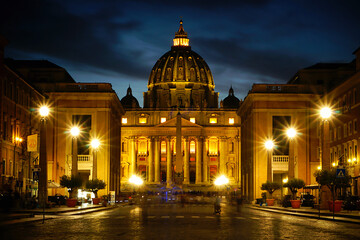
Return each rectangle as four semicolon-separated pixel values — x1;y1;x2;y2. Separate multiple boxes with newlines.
1;0;360;106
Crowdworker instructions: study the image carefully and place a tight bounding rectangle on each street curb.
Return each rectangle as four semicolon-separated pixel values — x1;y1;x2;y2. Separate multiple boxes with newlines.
249;205;360;224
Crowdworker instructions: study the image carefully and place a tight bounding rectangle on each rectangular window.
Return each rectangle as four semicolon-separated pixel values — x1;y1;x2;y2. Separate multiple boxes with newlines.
161;157;166;162
209;118;217;124
190;118;196;123
73;115;91;155
354;119;358;133
160;117;166;123
338;126;341;139
139;117;147;124
344;124;347;138
210;157;217;161
190;157;195;162
161;141;166;154
349;122;352;135
334;127;337;140
273;116;291;155
190;141;196;154
228;118;234;125
122;118;127;124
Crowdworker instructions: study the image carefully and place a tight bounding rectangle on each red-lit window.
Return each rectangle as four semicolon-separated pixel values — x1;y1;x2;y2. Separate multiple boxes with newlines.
139;157;145;161
190;157;195;162
210;166;217;177
210;157;217;161
161;157;166;162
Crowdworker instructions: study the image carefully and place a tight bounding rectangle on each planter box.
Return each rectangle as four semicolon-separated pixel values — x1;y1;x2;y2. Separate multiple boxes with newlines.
266;199;275;206
92;198;101;205
66;198;77;207
328;200;343;212
290;200;301;208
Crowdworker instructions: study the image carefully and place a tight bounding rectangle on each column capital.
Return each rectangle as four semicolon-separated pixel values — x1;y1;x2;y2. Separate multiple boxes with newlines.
219;136;228;141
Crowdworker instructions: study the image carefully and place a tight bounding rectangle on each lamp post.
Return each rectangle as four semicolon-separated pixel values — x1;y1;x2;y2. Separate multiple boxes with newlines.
319;106;332;210
90;138;100;179
70;126;80;176
320;107;332;171
286;128;297;179
38;105;49;223
265;140;274;182
13;137;23;194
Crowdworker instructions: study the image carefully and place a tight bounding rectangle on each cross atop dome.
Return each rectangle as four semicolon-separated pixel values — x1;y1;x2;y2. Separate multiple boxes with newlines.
173;20;189;47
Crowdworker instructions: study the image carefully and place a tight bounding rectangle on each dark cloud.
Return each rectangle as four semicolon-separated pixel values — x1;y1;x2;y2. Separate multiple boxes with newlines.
194;37;312;82
0;0;148;80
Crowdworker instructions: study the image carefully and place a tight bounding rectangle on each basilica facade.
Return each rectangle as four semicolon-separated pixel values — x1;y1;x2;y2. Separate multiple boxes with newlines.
120;21;241;191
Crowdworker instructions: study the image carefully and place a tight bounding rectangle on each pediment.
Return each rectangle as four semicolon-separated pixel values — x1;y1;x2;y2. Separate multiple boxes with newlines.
156;117;202;128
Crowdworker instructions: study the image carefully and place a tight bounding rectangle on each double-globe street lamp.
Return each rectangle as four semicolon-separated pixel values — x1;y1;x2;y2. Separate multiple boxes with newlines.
320;107;332;171
70;126;80;176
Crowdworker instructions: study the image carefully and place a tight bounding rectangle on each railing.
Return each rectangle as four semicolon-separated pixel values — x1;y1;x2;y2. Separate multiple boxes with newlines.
78;155;91;162
273;155;289;163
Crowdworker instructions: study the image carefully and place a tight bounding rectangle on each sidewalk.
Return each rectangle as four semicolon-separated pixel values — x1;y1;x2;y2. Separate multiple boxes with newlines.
0;203;117;225
249;204;360;224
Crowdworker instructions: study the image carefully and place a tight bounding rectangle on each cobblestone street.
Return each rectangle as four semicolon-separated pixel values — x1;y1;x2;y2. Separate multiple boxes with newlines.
2;204;360;240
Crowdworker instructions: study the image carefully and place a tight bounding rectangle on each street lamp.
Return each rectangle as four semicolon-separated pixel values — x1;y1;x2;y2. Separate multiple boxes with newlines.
70;126;80;176
286;128;297;179
38;105;49;222
265;140;274;182
319;107;332;171
90;138;100;179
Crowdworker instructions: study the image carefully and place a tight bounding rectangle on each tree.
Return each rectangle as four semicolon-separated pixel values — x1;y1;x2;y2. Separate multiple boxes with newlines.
85;179;106;198
60;175;83;199
283;178;305;200
314;169;351;200
261;181;281;199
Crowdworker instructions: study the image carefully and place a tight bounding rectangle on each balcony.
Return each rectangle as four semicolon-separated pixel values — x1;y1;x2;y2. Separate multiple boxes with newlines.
272;155;289;172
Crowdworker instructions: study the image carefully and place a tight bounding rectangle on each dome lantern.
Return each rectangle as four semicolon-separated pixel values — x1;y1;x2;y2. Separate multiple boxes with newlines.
173;20;190;48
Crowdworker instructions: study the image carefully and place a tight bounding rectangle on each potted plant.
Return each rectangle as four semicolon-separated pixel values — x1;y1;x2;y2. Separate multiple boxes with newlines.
314;169;351;212
60;175;83;207
85;179;106;205
261;181;281;206
283;178;305;208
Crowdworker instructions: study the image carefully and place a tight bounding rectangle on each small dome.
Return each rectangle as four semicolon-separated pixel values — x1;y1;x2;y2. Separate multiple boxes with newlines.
222;87;240;109
121;86;140;109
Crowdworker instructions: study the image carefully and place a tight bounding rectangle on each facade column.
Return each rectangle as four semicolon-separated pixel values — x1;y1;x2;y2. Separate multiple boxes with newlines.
202;137;208;184
130;137;137;176
196;136;203;184
219;137;227;175
148;137;154;183
183;137;190;184
166;136;172;187
154;137;160;183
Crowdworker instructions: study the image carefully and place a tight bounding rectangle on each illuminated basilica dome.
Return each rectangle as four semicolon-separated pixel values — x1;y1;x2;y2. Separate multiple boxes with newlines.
144;20;218;109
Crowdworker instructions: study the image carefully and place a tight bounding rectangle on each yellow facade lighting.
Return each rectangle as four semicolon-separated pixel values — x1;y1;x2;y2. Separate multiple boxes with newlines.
122;118;128;124
214;175;229;186
228;118;234;125
190;118;196;123
161;117;167;123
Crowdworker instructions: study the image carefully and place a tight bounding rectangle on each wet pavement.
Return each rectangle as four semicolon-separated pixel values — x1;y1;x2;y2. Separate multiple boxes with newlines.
1;203;360;240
